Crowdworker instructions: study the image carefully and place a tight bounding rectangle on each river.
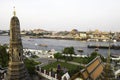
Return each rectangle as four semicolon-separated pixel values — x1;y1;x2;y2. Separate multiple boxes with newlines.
0;36;120;57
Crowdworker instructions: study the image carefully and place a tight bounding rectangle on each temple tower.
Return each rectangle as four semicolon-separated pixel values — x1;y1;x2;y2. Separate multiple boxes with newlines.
104;32;116;80
6;7;30;80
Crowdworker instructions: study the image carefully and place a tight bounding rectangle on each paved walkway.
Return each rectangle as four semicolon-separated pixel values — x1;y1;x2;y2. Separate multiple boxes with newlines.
34;58;56;67
59;59;86;67
34;57;85;67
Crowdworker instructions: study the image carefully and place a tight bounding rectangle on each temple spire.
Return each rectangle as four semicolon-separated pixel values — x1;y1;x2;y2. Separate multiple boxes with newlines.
6;7;30;80
13;6;16;16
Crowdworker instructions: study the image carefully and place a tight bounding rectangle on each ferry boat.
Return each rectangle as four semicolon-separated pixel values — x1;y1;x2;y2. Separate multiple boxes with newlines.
77;49;84;52
27;39;34;41
39;44;47;47
88;44;120;49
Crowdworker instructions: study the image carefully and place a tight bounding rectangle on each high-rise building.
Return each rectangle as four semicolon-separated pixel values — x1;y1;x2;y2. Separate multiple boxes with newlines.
6;7;30;80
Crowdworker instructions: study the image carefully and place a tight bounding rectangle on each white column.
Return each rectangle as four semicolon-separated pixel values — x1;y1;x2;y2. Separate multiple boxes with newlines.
39;67;41;72
44;70;46;74
49;71;51;76
55;74;57;79
4;73;6;79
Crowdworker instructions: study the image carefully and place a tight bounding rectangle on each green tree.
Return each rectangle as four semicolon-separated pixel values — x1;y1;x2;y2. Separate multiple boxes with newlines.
88;51;105;62
88;51;99;62
24;58;40;75
63;47;75;61
0;45;9;67
54;52;62;61
69;47;75;60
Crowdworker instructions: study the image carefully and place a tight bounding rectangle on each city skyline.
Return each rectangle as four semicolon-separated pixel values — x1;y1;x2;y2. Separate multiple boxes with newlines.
0;0;120;31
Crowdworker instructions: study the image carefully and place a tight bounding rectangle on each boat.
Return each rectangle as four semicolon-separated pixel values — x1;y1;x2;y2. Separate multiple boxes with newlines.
28;39;34;41
39;44;47;47
88;43;120;49
95;48;99;51
77;49;84;52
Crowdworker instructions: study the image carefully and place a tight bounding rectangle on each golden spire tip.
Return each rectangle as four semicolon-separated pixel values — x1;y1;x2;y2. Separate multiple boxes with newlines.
13;6;16;16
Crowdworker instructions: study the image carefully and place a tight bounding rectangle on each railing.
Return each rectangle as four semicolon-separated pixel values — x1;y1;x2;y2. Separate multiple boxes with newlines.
36;67;58;80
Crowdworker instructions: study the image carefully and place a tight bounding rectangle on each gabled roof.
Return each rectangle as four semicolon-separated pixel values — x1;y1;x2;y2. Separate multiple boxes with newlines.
70;56;105;80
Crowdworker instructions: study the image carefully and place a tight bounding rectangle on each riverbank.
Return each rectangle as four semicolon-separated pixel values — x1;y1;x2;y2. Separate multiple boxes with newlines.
0;36;120;57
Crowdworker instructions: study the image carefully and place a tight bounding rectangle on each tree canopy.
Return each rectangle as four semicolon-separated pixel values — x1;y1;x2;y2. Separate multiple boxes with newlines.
0;45;9;67
24;58;40;75
63;47;75;55
88;51;106;62
54;52;62;61
63;47;75;61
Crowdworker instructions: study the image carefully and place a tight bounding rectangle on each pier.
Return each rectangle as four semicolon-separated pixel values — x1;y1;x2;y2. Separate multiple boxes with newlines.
88;44;120;49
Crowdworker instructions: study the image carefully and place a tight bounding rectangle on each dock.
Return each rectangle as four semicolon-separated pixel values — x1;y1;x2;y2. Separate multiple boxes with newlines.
88;44;120;49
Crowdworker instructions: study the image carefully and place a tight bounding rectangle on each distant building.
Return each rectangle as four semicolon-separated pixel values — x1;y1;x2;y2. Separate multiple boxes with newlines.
21;30;28;35
0;30;9;35
32;29;46;34
79;32;87;40
70;29;79;35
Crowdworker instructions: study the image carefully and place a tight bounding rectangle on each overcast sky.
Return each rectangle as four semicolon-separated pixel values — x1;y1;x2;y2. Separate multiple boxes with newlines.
0;0;120;31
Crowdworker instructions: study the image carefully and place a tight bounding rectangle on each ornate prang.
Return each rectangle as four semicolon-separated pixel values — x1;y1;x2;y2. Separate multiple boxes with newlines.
6;7;30;80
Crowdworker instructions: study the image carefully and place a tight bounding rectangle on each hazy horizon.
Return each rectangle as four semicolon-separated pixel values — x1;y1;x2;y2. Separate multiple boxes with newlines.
0;0;120;32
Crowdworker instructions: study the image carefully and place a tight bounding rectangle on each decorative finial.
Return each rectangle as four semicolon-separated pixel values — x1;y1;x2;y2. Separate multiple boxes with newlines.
13;6;16;16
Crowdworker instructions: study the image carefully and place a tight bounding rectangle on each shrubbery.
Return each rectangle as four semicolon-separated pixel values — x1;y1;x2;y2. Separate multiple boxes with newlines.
24;58;40;75
0;45;9;67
